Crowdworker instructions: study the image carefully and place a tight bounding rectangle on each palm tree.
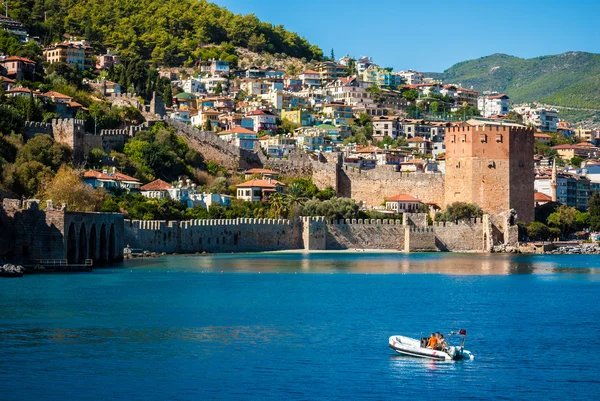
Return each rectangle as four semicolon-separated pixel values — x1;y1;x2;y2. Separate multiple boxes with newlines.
285;182;308;210
268;192;287;219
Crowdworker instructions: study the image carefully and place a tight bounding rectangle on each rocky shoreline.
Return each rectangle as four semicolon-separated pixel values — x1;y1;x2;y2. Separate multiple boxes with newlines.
547;244;600;255
0;264;25;278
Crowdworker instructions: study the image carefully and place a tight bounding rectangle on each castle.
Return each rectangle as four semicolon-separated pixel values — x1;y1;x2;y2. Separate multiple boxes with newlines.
0;199;124;264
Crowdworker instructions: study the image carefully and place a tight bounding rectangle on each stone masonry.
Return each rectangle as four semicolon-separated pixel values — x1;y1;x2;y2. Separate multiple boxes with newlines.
1;199;124;264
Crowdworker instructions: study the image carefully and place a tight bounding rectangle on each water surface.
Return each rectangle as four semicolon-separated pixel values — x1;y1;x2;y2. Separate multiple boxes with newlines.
1;252;599;400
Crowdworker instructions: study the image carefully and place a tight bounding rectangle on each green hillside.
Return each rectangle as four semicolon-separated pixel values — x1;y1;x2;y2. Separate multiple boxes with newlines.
430;52;600;110
6;0;323;65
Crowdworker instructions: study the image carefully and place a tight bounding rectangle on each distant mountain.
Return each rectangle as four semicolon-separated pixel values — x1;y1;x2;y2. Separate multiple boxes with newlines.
429;52;600;114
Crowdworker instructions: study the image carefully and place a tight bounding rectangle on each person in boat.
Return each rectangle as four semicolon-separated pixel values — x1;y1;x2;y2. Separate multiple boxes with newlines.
438;334;447;351
427;333;437;349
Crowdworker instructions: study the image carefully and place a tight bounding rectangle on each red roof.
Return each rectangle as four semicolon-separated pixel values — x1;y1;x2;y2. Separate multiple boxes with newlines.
113;172;139;182
408;137;431;143
246;109;275;116
219;126;256;135
43;91;72;100
83;170;140;183
355;145;381;153
385;194;421;202
1;56;35;64
6;86;31;93
485;93;509;100
534;133;551;138
244;168;278;175
140;179;174;191
236;179;285;188
301;70;319;75
534;192;553;202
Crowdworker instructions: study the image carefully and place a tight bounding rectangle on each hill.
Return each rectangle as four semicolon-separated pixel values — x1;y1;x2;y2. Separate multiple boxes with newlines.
429;52;600;124
7;0;323;66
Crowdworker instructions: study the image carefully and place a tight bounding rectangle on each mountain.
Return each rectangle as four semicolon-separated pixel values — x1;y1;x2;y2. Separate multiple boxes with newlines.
429;52;600;123
7;0;323;65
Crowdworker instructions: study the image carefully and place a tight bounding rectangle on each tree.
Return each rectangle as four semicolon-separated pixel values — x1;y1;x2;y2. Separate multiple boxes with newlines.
301;197;362;221
203;118;213;132
40;166;108;212
214;82;223;95
570;156;584;168
430;101;439;114
268;192;287;219
527;222;551;241
589;192;600;231
547;205;578;238
330;48;335;61
436;202;483;222
402;89;419;102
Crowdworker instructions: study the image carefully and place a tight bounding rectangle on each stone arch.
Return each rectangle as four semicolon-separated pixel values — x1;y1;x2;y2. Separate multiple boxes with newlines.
108;223;116;262
78;222;88;264
67;223;77;264
99;224;107;264
89;224;97;262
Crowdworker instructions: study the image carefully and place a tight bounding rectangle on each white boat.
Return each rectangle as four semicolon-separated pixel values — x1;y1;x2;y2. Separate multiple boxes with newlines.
389;330;474;361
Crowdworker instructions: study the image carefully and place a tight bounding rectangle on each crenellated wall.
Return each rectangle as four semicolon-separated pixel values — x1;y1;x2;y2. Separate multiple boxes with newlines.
125;215;494;254
326;219;405;250
338;166;445;207
125;217;304;253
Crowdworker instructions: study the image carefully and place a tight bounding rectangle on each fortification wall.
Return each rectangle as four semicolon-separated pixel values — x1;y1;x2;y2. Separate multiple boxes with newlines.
338;166;445;207
431;220;486;252
165;118;264;170
125;218;303;253
23;121;53;140
326;219;405;250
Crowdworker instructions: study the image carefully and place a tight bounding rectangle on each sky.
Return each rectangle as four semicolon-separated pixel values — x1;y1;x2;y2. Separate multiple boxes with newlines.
214;0;600;72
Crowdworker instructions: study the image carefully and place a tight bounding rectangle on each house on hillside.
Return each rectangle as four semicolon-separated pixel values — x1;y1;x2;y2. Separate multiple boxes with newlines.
236;179;285;202
385;194;422;214
0;56;36;80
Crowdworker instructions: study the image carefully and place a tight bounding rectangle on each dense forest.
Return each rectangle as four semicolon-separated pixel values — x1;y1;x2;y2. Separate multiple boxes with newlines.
6;0;324;65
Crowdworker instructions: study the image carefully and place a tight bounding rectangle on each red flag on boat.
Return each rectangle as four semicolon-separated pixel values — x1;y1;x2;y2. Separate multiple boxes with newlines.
459;329;467;335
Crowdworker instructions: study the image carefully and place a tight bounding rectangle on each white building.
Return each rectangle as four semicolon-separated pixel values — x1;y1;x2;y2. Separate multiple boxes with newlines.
200;76;228;94
182;78;205;94
140;178;232;209
514;106;559;132
477;93;510;117
235;178;285;202
385;194;422;213
395;70;423;85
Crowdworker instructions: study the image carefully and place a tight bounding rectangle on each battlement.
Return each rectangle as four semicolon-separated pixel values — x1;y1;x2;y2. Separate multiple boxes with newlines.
51;118;86;126
128;218;294;230
328;218;403;225
448;124;533;135
24;121;52;129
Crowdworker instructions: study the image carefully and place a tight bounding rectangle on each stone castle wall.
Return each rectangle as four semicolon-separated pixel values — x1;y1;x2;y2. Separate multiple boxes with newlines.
164;117;265;170
125;218;305;253
338;166;445;207
1;199;124;264
125;215;492;254
326;219;405;250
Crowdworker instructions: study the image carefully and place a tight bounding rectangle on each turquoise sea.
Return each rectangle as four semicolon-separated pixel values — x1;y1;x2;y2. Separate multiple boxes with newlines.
1;252;599;400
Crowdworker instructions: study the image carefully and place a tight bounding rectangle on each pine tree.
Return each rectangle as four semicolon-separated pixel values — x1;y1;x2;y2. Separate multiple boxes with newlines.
204;118;212;131
330;48;335;61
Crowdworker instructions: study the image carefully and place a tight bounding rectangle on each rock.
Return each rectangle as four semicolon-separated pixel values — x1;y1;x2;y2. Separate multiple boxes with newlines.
0;264;24;277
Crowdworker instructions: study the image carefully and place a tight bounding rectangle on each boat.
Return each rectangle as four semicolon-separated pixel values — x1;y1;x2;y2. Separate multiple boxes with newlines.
389;330;474;361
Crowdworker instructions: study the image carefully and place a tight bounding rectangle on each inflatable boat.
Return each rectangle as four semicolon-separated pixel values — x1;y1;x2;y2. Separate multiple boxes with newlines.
389;330;474;361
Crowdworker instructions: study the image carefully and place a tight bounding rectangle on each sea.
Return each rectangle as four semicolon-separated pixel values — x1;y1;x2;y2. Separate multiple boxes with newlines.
1;252;599;400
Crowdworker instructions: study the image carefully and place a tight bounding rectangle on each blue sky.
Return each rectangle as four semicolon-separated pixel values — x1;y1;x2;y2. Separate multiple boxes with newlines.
214;0;600;72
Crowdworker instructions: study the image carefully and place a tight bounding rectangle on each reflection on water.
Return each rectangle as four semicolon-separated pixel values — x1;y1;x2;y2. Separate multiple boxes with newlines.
0;325;291;346
123;252;600;276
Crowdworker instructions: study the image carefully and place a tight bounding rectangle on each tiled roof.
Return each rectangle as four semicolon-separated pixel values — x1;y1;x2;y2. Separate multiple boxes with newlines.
43;91;72;99
140;179;174;191
236;179;285;188
1;56;35;64
534;192;553;202
244;168;278;175
386;194;421;202
219;126;256;135
6;86;31;93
